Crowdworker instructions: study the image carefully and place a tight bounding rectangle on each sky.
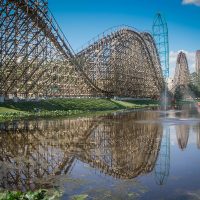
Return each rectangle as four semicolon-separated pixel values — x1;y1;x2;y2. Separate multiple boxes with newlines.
48;0;200;77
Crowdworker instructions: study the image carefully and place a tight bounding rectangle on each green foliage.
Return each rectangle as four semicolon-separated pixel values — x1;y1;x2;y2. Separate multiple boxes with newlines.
174;86;184;101
188;83;200;97
190;72;200;97
190;72;200;86
125;99;159;105
0;189;62;200
0;191;21;200
0;107;21;113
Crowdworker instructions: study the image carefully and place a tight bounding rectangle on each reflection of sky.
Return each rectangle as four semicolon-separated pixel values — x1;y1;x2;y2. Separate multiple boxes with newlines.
137;122;200;199
61;110;200;199
61;160;147;200
61;123;200;200
170;126;178;146
2;109;200;199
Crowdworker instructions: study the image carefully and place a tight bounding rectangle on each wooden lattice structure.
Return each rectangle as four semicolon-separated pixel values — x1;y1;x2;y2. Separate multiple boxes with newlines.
173;51;190;91
0;1;164;99
0;112;162;190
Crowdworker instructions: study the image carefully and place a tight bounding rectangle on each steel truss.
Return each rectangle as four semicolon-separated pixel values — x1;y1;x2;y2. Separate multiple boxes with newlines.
0;1;164;99
154;126;170;185
152;13;169;79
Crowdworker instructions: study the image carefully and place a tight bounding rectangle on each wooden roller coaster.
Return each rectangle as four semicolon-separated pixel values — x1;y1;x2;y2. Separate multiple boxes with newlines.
0;0;164;99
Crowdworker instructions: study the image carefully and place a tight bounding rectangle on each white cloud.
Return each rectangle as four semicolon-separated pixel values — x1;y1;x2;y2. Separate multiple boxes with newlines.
182;0;200;6
169;50;195;78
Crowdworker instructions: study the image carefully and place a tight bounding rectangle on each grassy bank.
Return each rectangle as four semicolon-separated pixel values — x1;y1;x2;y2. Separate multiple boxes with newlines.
0;98;158;122
174;100;198;106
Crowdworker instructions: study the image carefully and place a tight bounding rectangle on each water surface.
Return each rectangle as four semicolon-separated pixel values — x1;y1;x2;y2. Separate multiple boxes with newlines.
1;107;200;199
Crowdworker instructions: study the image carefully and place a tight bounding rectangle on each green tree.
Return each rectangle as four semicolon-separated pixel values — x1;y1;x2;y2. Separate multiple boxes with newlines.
174;86;184;101
188;83;200;97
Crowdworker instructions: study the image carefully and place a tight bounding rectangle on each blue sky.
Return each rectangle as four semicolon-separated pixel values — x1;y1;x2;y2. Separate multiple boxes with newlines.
48;0;200;76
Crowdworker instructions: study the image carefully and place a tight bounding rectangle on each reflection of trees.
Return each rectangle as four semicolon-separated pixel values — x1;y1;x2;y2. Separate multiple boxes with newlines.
0;111;162;191
176;125;190;150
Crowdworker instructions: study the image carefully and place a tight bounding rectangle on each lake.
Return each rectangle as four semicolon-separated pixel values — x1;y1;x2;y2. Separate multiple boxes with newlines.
1;106;200;199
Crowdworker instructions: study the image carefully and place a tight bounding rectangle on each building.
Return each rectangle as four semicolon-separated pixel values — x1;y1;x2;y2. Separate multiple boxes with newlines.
196;50;200;75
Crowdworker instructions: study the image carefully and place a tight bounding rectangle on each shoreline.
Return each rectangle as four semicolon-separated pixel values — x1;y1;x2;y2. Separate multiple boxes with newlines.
0;98;159;122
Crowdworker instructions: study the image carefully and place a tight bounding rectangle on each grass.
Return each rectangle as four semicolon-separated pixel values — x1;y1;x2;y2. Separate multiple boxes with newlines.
175;100;197;106
0;107;22;113
0;98;159;122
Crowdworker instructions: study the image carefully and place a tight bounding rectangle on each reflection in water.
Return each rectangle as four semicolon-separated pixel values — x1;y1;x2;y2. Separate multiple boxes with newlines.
80;115;162;180
154;127;170;185
0;118;98;191
1;110;200;193
195;124;200;149
0;111;163;191
176;125;190;150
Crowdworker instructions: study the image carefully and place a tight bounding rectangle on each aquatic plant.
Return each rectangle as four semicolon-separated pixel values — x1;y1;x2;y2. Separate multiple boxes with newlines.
0;189;62;200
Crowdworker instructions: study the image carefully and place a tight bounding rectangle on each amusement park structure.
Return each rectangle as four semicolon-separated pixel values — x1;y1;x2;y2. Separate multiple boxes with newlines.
173;51;190;89
1;1;195;189
152;13;169;79
152;13;170;185
0;0;165;101
152;14;191;93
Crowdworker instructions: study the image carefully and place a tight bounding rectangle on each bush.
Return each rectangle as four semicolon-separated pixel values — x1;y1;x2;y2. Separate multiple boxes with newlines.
174;86;184;101
0;189;62;200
